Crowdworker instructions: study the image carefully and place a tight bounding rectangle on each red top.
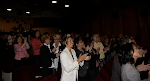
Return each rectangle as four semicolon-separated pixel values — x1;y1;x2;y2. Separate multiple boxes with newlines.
14;44;29;60
31;38;41;56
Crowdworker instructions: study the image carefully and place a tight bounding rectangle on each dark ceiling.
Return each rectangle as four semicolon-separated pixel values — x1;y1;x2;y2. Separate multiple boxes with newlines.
0;0;148;18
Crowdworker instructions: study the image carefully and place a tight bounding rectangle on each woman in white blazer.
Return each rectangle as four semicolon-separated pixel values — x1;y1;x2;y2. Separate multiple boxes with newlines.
60;36;88;81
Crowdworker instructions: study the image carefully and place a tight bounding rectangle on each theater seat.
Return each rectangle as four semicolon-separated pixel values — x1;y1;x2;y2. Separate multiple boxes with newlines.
13;65;41;81
41;75;57;81
32;61;41;76
93;76;104;81
55;69;61;81
104;62;112;74
99;67;111;81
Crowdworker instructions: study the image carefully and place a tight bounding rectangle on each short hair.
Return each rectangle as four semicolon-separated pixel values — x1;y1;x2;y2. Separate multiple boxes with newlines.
43;32;49;35
119;37;130;46
64;36;73;44
86;40;93;46
74;37;83;45
53;34;61;41
41;35;50;43
118;42;135;65
93;34;99;41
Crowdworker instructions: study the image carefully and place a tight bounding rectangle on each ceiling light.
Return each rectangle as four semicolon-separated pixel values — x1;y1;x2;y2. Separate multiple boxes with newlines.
26;12;30;14
52;1;57;3
7;9;12;11
65;5;69;7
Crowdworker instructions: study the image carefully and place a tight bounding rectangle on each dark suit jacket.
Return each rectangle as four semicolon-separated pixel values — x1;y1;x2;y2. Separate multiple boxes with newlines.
40;45;56;68
75;48;91;77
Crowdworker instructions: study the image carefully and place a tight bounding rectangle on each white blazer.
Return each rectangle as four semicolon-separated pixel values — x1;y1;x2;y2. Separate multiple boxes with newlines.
60;47;84;81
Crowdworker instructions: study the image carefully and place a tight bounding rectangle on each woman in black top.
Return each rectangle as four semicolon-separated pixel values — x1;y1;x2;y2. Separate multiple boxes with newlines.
75;38;91;81
40;36;60;78
87;40;100;81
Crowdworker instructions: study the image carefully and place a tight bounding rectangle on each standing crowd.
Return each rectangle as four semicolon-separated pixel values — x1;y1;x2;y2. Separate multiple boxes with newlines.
0;30;149;81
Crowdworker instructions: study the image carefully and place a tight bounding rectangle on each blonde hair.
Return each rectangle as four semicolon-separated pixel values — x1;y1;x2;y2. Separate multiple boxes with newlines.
93;34;100;42
53;34;61;42
41;35;50;43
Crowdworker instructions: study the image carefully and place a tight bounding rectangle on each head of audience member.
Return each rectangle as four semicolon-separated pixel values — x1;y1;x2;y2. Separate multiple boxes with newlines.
119;37;131;46
15;36;23;44
139;46;148;55
75;38;84;49
129;36;136;44
41;36;51;45
118;42;142;66
34;30;41;39
85;33;90;38
65;36;74;49
53;34;61;44
43;32;49;37
1;33;8;39
86;40;94;48
93;34;100;42
103;37;109;44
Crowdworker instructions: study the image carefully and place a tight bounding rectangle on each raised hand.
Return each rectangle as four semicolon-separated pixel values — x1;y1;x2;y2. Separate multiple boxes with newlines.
97;47;100;53
77;53;88;63
52;48;56;53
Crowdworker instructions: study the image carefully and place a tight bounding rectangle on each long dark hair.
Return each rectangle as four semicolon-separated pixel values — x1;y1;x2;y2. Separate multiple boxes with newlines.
14;36;24;44
118;42;135;65
33;30;41;39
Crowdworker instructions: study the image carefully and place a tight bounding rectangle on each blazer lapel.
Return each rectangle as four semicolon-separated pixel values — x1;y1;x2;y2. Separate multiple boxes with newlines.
72;49;77;61
64;47;74;61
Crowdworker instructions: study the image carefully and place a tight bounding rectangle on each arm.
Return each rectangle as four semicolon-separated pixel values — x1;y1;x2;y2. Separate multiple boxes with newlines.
14;44;26;52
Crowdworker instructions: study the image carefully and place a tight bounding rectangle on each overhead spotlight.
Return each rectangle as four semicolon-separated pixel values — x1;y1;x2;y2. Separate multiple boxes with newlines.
65;5;69;7
26;12;30;14
7;9;12;11
52;1;57;3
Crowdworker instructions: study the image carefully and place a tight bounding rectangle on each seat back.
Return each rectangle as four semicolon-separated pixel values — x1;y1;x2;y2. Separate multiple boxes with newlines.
99;67;111;81
55;69;61;81
93;76;104;81
41;75;57;81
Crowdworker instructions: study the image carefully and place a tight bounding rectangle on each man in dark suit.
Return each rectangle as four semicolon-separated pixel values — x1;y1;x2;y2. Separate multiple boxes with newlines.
40;36;60;78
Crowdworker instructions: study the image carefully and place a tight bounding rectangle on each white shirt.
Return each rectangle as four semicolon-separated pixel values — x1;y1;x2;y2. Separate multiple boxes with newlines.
7;35;13;45
53;42;61;69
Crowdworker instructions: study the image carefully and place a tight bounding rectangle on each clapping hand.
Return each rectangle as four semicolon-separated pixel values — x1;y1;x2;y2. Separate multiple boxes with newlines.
52;48;56;53
136;61;150;72
24;37;27;43
77;53;88;63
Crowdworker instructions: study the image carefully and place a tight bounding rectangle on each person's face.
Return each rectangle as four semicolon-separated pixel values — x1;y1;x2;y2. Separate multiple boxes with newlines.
35;31;40;38
17;37;22;43
45;38;50;45
86;33;89;37
54;37;59;43
139;49;144;55
132;44;142;58
96;35;100;42
105;39;109;43
76;40;84;48
66;38;74;48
